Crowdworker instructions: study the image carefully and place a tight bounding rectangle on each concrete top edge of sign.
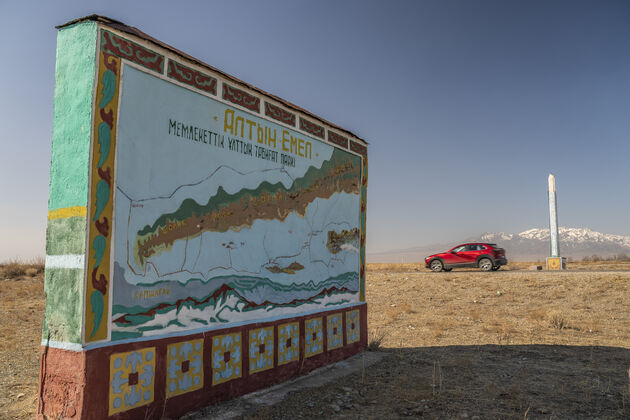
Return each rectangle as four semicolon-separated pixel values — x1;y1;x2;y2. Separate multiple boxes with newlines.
57;14;368;146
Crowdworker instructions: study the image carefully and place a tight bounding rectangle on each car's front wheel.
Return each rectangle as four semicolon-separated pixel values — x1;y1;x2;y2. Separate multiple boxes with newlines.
430;259;444;272
479;258;493;272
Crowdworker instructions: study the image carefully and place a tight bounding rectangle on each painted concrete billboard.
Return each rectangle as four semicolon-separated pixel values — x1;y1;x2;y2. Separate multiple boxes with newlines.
110;65;361;341
40;15;367;419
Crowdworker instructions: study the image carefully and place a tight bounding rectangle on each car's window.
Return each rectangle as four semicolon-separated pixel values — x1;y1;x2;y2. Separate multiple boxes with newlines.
452;246;466;252
467;245;480;251
479;245;487;250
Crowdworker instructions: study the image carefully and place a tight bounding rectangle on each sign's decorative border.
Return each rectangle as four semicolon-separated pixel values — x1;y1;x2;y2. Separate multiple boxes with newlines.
101;29;164;73
223;84;260;112
265;101;296;126
350;140;367;156
299;117;325;139
328;131;349;149
85;51;120;342
167;59;217;95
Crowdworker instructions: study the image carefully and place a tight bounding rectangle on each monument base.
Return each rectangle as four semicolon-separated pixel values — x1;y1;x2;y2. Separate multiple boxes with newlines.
546;257;567;270
38;304;367;419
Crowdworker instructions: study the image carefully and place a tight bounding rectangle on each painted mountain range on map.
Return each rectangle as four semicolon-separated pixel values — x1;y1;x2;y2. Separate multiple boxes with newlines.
134;149;360;268
111;270;358;340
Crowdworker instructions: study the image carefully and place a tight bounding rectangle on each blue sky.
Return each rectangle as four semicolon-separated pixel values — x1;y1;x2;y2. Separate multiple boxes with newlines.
1;0;629;260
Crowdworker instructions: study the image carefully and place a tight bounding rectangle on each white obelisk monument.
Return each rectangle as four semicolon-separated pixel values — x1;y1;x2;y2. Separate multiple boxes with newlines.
547;173;566;270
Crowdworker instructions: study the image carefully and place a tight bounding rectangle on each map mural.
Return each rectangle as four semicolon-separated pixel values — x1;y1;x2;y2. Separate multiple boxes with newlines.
112;66;362;341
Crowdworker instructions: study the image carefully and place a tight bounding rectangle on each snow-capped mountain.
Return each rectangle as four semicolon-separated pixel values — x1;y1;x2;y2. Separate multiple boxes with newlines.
481;227;630;248
479;227;630;260
367;227;630;262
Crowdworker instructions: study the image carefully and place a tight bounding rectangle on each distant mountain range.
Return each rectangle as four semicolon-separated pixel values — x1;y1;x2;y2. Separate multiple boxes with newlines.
368;227;630;262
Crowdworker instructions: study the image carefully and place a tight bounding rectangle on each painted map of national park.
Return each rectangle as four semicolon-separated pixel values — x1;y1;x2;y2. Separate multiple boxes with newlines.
111;66;362;340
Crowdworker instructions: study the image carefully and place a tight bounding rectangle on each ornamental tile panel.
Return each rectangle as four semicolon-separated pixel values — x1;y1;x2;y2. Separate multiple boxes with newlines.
109;347;155;415
278;322;299;365
346;310;360;344
264;102;296;126
327;313;344;350
166;339;203;398
328;131;349;149
299;117;325;139
305;317;323;358
350;140;367;156
167;60;217;94
100;29;164;73
248;327;274;374
212;332;242;385
222;84;260;112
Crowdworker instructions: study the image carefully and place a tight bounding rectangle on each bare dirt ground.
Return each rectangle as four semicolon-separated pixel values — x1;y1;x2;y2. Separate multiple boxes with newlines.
2;261;630;419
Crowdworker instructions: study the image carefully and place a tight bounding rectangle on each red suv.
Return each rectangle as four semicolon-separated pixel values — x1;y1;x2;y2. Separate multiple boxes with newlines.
425;243;507;272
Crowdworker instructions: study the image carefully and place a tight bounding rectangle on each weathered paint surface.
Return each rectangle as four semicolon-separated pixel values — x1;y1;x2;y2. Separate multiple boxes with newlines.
42;22;97;347
48;206;88;220
359;157;368;301
42;268;84;343
46;216;86;256
48;22;97;210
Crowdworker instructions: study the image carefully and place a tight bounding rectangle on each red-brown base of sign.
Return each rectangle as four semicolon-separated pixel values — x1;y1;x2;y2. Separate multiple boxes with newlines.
38;304;367;419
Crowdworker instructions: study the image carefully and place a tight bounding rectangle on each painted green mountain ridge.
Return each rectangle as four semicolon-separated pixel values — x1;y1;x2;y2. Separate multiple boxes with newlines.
137;148;361;236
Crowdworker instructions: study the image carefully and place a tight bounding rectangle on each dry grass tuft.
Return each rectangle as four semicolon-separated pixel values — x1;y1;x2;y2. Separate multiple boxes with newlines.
367;328;387;352
469;308;481;322
547;311;568;330
432;361;443;396
24;268;39;277
527;308;547;323
399;302;416;314
429;319;456;339
4;262;26;278
386;307;402;322
0;258;45;280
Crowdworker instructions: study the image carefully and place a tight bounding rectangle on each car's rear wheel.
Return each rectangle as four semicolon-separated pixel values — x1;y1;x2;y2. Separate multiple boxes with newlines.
479;258;493;272
430;260;444;272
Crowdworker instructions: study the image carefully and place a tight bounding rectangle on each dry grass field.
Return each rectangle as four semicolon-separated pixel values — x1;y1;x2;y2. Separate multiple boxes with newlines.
0;260;45;419
2;260;630;419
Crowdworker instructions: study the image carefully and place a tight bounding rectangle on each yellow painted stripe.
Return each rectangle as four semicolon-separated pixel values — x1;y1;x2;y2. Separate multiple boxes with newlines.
48;206;87;220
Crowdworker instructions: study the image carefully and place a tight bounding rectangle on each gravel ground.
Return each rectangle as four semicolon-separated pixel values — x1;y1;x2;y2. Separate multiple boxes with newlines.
226;344;630;419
